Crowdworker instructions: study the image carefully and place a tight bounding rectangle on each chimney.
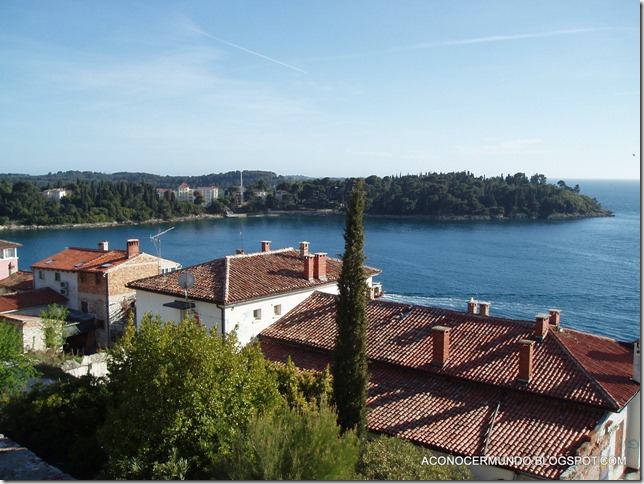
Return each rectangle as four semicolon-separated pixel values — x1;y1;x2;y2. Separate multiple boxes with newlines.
236;249;245;255
633;340;641;383
98;241;109;251
479;301;490;317
126;239;140;259
299;241;310;258
314;253;327;281
261;240;271;252
518;339;535;383
467;299;479;314
535;314;549;341
549;309;561;327
303;254;314;281
432;326;451;367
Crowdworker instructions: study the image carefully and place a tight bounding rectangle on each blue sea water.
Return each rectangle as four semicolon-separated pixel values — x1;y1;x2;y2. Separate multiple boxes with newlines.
5;180;640;342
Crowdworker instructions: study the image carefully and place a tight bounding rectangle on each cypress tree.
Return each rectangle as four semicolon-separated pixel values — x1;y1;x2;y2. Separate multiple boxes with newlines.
332;178;368;438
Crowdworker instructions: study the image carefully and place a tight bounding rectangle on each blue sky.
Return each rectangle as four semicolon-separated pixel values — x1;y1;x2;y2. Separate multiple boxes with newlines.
0;0;639;179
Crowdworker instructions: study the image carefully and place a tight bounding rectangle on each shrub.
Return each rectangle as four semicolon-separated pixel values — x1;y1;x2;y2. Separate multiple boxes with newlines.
225;402;360;480
356;434;473;480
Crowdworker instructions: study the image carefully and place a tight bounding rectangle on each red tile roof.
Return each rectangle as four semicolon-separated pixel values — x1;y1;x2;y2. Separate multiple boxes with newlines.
260;340;605;480
259;292;640;479
32;248;134;273
0;271;34;292
261;292;638;410
0;288;67;313
128;247;381;305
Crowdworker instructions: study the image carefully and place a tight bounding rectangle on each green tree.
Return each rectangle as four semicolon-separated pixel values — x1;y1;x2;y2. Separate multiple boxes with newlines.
0;320;38;400
40;304;68;351
0;375;108;479
333;178;369;438
97;315;281;479
355;435;473;480
225;402;359;480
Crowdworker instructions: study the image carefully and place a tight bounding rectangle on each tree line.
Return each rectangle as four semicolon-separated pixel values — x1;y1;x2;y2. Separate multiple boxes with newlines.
0;171;609;226
265;172;609;219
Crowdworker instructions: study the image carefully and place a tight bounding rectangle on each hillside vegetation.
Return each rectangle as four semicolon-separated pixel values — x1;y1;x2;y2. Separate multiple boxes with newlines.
0;170;610;226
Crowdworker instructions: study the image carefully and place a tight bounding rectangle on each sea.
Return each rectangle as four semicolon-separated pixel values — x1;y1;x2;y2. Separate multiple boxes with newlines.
4;179;640;342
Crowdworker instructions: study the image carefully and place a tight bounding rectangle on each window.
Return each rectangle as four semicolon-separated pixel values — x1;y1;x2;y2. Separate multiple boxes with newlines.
38;270;44;280
54;272;61;282
253;308;262;320
80;273;87;283
95;273;101;285
5;248;15;258
81;301;88;313
274;304;282;316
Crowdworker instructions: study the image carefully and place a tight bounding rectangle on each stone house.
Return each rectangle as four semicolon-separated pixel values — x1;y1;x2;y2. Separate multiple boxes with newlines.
259;293;640;480
31;239;181;349
0;288;68;352
128;240;382;346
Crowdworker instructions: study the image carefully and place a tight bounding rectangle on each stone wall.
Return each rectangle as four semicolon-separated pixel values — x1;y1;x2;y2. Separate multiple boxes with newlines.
60;352;109;378
0;435;73;480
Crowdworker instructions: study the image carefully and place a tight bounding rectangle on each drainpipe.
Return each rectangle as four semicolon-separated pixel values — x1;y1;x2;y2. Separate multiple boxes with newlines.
216;304;226;335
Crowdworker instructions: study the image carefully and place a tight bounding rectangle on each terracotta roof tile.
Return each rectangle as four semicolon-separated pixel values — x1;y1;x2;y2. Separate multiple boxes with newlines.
31;247;133;273
0;271;34;292
260;291;639;410
259;339;605;480
128;247;380;305
0;288;67;313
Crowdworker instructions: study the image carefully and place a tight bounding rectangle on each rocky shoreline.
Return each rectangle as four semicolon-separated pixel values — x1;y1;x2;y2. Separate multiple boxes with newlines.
0;209;613;232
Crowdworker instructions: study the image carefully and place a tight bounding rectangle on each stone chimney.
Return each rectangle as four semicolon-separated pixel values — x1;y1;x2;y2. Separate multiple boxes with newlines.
535;314;549;341
303;254;314;281
518;339;535;383
467;299;478;314
549;309;561;327
299;241;310;258
98;241;109;251
261;240;271;252
479;302;490;317
236;249;245;255
314;253;327;281
126;239;140;259
633;340;641;383
432;326;451;367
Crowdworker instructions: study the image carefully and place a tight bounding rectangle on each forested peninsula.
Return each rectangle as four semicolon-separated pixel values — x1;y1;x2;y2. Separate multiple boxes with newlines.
0;170;611;227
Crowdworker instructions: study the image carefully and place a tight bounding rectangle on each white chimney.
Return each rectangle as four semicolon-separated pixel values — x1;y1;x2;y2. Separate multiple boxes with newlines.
98;241;109;251
633;340;641;383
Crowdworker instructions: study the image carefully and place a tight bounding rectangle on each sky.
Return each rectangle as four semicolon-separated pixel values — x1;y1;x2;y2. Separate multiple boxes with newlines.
0;0;640;180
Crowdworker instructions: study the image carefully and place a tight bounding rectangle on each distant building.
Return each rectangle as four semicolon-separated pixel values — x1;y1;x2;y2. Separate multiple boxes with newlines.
41;188;67;202
156;183;219;206
260;295;641;480
31;239;182;348
128;240;382;346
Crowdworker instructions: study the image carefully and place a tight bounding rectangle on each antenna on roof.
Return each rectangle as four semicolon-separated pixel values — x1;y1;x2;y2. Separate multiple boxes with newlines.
150;226;175;272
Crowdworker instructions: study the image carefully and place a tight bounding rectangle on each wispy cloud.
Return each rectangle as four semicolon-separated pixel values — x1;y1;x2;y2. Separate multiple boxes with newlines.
387;27;616;52
181;17;307;74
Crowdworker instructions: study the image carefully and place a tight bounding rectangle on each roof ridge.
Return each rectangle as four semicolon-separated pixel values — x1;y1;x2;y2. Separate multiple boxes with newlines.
551;329;619;410
229;247;295;259
224;256;231;303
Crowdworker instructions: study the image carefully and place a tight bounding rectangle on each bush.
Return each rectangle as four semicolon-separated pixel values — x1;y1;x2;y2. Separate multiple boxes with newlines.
97;315;282;479
356;435;473;480
0;375;108;479
0;320;38;400
225;402;360;480
270;357;333;409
